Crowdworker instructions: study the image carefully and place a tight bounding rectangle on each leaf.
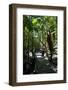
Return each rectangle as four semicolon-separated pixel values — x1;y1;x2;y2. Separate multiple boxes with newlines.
32;19;37;25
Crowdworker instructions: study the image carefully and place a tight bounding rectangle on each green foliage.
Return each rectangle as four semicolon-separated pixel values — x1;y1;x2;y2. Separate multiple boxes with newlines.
23;15;57;56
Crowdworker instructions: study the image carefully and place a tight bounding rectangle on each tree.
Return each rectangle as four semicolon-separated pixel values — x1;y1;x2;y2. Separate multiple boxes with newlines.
23;15;57;62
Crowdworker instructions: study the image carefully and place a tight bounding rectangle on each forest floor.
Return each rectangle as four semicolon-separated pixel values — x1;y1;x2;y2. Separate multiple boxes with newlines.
34;57;57;74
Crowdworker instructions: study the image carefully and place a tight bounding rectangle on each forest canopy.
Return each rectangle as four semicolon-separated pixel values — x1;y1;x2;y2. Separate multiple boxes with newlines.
23;15;57;56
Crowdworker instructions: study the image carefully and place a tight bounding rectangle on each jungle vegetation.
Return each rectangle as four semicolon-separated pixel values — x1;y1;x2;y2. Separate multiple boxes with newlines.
23;15;57;74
